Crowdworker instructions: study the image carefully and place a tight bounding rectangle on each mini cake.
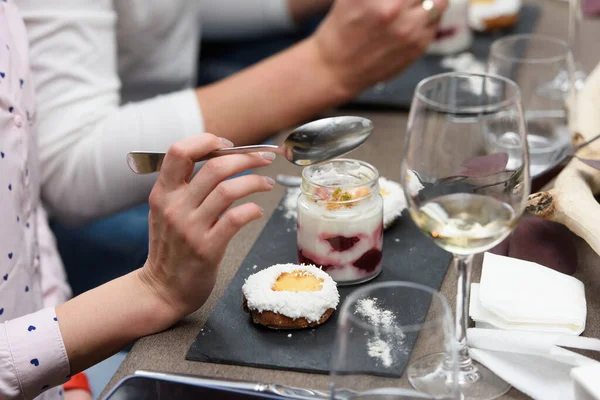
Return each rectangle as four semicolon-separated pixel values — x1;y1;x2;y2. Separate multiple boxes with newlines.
469;0;521;32
380;172;424;229
242;264;339;329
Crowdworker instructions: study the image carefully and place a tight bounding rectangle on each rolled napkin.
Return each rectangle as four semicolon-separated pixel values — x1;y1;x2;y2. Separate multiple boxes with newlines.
468;328;600;400
469;252;586;335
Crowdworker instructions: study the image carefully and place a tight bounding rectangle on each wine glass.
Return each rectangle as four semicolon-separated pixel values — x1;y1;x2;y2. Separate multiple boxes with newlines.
329;281;459;400
488;34;575;178
568;0;587;89
401;72;530;399
541;0;585;93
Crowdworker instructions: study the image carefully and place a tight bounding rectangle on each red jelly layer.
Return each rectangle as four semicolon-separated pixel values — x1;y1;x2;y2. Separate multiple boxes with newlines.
298;248;383;273
298;250;334;271
353;249;383;272
435;27;457;40
325;235;360;252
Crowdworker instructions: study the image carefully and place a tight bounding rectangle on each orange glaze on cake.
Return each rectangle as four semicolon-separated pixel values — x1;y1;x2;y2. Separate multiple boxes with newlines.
272;270;324;292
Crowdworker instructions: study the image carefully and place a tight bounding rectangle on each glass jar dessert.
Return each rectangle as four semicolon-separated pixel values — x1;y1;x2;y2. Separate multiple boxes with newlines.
297;159;384;286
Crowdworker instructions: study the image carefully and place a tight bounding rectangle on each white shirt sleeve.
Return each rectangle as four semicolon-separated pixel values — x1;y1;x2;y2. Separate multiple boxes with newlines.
16;0;205;226
200;0;295;40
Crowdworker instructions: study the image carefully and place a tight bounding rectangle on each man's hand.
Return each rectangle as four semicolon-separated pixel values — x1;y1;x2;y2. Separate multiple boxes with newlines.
288;0;333;24
312;0;449;93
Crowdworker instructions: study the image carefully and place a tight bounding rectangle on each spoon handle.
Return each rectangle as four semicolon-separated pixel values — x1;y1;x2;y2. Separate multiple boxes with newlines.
127;144;280;174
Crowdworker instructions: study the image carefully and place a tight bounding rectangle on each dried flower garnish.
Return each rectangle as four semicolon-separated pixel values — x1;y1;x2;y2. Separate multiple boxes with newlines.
320;186;372;210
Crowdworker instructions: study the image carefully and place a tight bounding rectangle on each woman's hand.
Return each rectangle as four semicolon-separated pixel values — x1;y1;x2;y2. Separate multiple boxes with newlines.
138;134;276;319
312;0;448;93
55;133;274;375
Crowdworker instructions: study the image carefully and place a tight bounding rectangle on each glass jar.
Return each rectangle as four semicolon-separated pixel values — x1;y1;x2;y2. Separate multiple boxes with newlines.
297;159;384;286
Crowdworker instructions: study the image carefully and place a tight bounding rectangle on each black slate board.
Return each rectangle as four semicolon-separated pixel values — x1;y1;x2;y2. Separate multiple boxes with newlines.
186;194;452;377
351;4;541;109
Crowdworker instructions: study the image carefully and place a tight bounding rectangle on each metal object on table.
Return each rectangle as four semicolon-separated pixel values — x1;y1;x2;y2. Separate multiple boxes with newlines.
132;370;330;399
126;116;374;174
275;174;302;187
130;371;431;400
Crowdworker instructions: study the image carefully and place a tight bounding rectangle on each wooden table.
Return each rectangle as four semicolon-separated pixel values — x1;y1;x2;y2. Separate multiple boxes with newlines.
104;2;600;398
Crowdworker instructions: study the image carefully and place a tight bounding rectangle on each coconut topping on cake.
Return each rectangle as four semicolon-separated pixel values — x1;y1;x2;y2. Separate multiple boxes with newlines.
379;173;424;228
242;263;339;323
379;177;406;228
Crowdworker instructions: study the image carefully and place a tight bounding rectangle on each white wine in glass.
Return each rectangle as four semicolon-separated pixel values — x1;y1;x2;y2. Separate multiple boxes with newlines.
402;72;530;400
412;193;517;255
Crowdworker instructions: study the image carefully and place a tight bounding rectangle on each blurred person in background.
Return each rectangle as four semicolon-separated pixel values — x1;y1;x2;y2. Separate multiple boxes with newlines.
15;0;448;295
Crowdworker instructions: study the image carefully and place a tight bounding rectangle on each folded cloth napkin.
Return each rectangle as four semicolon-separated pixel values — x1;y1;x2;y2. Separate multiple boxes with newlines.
468;328;600;400
571;364;600;400
469;252;586;334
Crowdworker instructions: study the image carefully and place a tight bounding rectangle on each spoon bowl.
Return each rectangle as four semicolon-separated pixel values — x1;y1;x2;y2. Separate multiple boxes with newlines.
126;116;374;174
283;116;373;166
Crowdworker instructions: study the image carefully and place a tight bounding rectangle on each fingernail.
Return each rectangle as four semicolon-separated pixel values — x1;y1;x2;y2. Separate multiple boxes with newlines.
219;137;234;147
261;152;276;161
264;176;275;186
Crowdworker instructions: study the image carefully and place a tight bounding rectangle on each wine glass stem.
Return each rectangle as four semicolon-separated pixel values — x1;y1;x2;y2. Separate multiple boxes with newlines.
454;254;474;370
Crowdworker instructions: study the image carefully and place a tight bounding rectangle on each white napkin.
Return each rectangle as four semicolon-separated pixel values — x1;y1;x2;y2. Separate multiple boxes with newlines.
468;328;600;400
469;252;586;335
571;364;600;400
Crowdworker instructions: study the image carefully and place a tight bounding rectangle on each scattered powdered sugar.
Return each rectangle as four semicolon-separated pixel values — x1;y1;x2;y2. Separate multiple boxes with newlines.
253;265;258;270
355;298;397;329
366;338;393;368
355;297;406;368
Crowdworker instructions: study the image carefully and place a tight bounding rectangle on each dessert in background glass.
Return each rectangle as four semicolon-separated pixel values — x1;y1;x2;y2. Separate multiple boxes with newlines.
297;159;383;286
488;34;574;177
427;0;473;55
468;0;521;32
402;72;530;399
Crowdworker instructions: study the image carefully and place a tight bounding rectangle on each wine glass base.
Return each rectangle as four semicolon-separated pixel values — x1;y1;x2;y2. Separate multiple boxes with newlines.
407;352;511;400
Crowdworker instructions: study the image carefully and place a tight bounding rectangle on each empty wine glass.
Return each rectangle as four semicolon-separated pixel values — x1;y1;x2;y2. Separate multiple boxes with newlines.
541;0;585;92
401;72;530;399
329;281;458;400
568;0;587;88
488;34;575;177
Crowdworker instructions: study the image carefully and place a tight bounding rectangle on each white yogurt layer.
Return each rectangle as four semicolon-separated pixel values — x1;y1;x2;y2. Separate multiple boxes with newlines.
297;192;383;282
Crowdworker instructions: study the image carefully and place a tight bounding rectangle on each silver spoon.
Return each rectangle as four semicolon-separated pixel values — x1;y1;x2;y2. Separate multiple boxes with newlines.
126;116;374;174
275;174;302;187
